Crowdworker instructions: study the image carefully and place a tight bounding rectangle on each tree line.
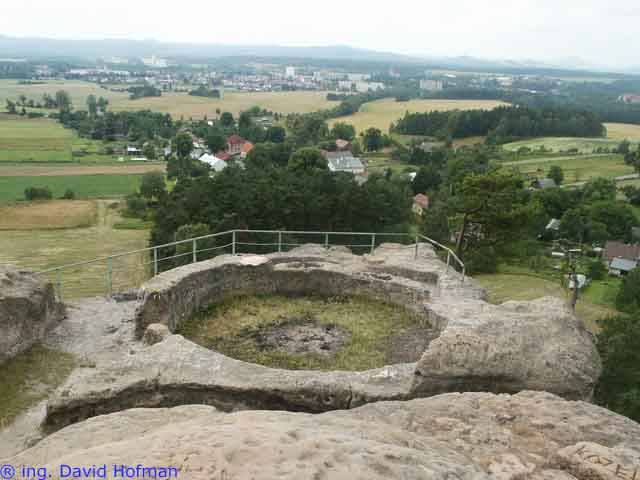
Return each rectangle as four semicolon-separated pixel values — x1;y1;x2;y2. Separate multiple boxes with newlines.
392;106;605;143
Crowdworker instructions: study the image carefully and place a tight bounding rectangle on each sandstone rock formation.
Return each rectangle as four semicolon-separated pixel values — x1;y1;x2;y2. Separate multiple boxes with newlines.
0;266;64;363
9;392;640;480
42;244;601;431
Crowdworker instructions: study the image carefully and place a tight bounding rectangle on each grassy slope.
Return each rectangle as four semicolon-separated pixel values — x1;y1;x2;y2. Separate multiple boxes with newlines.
0;200;97;230
0;200;150;298
329;98;510;134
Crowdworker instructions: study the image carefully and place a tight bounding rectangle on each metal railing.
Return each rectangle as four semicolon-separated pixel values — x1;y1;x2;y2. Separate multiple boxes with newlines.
36;230;465;301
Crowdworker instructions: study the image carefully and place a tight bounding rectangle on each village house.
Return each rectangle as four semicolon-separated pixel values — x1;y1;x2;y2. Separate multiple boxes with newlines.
413;194;430;216
325;151;365;175
335;139;352;151
226;134;248;155
240;141;255;159
603;240;640;276
199;153;227;173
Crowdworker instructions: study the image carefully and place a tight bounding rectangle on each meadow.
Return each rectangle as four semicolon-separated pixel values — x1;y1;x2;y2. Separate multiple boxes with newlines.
0;200;97;230
0;113;128;163
329;98;510;134
0;173;143;203
604;122;640;140
502;154;634;184
0;200;151;299
502;137;636;154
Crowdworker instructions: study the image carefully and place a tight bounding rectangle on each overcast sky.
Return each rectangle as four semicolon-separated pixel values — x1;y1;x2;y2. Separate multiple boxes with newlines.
1;0;638;69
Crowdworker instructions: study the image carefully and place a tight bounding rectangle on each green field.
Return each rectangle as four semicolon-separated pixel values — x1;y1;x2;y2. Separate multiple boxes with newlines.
329;98;510;134
0;174;142;202
475;271;619;331
502;137;638;154
0;114;127;163
502;154;634;183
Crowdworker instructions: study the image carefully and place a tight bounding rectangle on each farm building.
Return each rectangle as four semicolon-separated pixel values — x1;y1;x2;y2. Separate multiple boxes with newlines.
609;258;638;276
199;154;227;173
226;135;248;155
603;241;640;263
325;152;365;175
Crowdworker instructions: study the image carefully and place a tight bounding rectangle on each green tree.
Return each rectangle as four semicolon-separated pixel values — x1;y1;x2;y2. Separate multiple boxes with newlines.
97;96;109;113
587;259;607;280
559;208;589;243
288;148;328;172
582;177;616;202
265;126;286;143
86;94;98;117
139;171;166;200
362;128;383;152
6;99;17;114
142;144;157;160
547;165;564;185
330;122;356;141
54;90;72;113
595;312;640;422
452;171;529;261
617;140;631;155
421;201;450;244
616;269;640;313
206;133;226;153
589;201;636;241
220;112;235;127
175;133;194;158
174;223;216;266
412;166;442;195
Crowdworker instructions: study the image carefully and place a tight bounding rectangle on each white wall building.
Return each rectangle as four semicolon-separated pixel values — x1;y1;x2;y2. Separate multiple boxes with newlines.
420;79;444;91
285;66;296;78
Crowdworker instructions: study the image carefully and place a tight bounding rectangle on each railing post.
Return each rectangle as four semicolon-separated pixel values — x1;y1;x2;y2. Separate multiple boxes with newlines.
153;247;158;276
106;257;113;297
414;234;419;259
370;233;376;254
324;232;329;249
232;231;236;255
278;231;282;253
446;252;451;272
461;266;466;284
192;238;197;263
56;269;63;303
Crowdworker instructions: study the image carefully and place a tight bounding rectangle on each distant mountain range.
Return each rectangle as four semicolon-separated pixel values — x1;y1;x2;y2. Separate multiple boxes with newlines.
0;35;635;76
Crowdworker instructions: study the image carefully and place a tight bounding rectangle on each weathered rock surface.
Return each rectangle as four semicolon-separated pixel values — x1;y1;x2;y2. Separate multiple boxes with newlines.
0;265;64;363
142;323;171;346
414;297;600;400
42;244;601;430
9;392;640;480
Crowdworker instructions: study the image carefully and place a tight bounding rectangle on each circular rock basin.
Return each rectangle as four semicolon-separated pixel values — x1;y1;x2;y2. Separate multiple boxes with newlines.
177;295;438;371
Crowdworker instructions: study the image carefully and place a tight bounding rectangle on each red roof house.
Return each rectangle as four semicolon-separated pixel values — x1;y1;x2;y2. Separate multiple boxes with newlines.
226;134;247;154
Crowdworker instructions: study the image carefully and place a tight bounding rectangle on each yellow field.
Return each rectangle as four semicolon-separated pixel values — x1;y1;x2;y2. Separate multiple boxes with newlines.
0;163;165;177
109;90;337;119
0;200;97;230
329;98;510;134
604;123;640;140
0;80;338;119
0;79;127;110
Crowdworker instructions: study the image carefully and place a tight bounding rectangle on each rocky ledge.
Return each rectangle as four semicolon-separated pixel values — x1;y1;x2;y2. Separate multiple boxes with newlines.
9;392;640;480
43;244;601;431
0;265;64;364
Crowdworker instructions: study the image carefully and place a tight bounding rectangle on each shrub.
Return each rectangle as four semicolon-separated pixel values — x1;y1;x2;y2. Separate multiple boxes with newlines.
24;186;52;201
464;245;498;274
616;269;640;313
125;194;148;218
62;189;75;200
586;259;606;281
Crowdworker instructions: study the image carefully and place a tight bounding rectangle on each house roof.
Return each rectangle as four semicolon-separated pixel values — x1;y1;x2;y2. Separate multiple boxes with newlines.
325;152;364;171
227;134;246;145
199;154;227;172
335;139;351;150
546;218;561;231
241;142;255;153
414;194;429;208
610;257;638;272
536;178;557;189
603;241;640;262
215;151;232;161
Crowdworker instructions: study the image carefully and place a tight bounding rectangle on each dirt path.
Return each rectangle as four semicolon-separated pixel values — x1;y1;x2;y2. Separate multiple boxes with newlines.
0;163;165;177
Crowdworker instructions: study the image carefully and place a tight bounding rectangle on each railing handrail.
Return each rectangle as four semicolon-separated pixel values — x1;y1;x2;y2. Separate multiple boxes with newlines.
35;229;465;301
